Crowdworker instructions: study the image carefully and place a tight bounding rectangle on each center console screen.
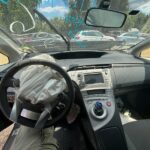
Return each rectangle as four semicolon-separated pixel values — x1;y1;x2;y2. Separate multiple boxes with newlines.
84;74;104;84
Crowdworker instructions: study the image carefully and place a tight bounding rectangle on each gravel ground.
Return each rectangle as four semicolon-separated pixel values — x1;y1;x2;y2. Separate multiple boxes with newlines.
0;125;13;150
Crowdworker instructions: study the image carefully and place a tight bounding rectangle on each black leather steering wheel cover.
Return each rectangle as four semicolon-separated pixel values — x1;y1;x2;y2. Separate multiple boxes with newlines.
0;59;75;128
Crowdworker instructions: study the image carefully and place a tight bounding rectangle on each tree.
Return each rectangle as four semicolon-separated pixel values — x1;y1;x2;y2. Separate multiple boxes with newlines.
123;13;149;32
142;16;150;33
0;0;42;33
50;17;67;33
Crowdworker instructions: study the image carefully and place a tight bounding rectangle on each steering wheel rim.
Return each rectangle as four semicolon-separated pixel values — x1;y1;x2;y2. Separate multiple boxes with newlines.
0;59;75;128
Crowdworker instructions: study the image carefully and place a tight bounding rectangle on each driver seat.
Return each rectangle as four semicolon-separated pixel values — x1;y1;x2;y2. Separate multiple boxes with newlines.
3;120;150;150
124;119;150;150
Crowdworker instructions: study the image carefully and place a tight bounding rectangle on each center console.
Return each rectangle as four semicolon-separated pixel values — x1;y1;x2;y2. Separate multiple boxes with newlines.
69;68;115;131
68;66;128;150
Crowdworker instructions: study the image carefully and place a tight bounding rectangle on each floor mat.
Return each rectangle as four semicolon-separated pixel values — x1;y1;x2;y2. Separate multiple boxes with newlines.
120;111;137;125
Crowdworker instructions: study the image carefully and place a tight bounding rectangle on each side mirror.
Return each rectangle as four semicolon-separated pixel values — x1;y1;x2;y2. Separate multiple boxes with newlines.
85;8;127;28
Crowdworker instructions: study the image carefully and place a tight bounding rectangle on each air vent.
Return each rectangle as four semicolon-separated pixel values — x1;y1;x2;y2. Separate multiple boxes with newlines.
68;64;112;71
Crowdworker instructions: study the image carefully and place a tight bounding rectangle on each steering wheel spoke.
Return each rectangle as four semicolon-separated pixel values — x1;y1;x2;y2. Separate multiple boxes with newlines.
3;78;20;88
0;60;74;128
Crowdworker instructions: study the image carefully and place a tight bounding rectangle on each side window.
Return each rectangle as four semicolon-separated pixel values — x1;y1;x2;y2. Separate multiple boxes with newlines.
140;48;150;60
124;33;138;37
124;33;131;36
130;34;138;37
82;32;87;36
97;32;103;37
0;53;9;65
86;32;97;36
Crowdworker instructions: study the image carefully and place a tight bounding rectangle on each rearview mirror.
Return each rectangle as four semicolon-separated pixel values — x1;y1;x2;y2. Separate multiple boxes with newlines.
85;8;127;28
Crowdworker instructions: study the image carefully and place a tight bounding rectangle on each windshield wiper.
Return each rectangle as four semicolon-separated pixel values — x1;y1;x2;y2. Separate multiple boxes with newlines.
33;9;71;51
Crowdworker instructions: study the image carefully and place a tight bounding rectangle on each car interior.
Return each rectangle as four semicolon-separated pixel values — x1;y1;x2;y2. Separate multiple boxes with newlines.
0;0;150;150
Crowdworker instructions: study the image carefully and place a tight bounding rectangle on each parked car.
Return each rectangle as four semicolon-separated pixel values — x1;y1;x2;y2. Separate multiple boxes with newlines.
141;33;149;38
107;31;123;39
13;32;49;42
13;32;64;49
117;32;145;44
73;30;115;41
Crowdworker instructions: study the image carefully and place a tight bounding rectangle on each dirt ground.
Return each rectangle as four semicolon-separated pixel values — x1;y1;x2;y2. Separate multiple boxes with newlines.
0;125;13;150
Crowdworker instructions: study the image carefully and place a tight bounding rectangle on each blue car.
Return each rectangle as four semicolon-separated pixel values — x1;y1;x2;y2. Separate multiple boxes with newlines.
117;32;145;44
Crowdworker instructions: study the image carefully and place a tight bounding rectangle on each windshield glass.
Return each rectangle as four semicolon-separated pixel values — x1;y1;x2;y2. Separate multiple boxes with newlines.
0;0;150;52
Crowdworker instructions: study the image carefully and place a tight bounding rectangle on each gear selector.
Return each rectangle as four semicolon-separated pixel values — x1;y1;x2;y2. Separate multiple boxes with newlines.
94;102;104;116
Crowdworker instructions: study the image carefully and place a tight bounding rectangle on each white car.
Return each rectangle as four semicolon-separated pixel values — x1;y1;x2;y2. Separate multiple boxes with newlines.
73;30;115;41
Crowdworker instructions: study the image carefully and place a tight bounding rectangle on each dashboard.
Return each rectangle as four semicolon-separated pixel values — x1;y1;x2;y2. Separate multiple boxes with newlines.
52;51;150;92
0;50;150;149
1;50;150;131
51;50;150;131
68;67;115;131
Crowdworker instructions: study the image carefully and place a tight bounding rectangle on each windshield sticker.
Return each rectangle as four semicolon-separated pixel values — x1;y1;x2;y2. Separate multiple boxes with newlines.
65;16;84;26
64;0;86;48
9;2;36;33
0;0;8;4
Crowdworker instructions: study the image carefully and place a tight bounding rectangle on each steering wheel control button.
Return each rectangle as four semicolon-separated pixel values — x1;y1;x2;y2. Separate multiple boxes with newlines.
91;102;107;119
106;101;112;107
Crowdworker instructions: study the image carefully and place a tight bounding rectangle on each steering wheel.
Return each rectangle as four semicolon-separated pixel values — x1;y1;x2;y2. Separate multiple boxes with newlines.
0;60;75;128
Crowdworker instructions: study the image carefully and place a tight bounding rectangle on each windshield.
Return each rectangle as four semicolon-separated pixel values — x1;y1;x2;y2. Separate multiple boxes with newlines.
0;0;150;52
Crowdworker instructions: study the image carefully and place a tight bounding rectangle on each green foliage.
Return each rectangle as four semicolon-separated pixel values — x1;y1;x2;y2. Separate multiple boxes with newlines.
0;0;42;32
123;13;149;32
142;17;150;33
111;0;128;11
50;17;66;32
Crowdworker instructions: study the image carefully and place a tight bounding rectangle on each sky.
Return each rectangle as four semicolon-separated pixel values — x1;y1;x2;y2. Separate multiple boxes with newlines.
37;0;97;19
38;0;150;19
37;0;69;19
129;0;150;14
136;1;150;15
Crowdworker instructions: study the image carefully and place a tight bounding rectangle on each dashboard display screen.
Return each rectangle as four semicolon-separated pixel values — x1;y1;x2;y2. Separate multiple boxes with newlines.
84;74;104;84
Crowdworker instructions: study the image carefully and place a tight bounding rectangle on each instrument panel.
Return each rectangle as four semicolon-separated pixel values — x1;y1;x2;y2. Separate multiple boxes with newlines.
68;68;112;91
5;64;116;131
68;67;115;131
68;68;112;95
